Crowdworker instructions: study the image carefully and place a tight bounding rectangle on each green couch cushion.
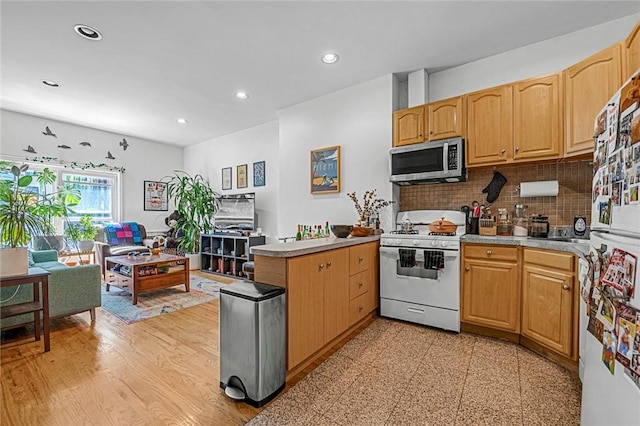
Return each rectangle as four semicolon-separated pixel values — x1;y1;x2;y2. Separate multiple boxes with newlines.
27;250;35;266
36;261;69;271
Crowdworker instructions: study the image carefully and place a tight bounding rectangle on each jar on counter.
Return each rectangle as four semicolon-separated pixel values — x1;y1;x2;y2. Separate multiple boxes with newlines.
497;208;512;236
513;204;528;237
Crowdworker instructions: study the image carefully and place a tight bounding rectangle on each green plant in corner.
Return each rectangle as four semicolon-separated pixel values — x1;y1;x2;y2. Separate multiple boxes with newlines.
163;171;220;254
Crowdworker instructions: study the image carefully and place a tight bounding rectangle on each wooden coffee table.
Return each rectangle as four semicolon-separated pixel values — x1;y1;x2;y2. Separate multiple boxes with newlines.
105;253;190;305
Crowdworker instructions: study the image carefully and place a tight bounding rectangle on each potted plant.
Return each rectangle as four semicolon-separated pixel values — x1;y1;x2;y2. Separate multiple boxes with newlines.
0;162;80;276
64;214;98;252
164;171;220;270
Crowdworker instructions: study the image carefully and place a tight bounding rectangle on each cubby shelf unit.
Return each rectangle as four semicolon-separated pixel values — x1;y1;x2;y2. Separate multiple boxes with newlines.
200;233;265;278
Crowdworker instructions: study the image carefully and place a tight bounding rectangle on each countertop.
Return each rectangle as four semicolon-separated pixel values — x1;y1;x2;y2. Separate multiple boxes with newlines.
251;235;380;258
461;234;590;258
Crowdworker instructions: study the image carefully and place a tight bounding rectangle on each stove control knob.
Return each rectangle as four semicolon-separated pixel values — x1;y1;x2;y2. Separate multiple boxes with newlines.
430;240;437;247
441;241;448;247
413;240;420;245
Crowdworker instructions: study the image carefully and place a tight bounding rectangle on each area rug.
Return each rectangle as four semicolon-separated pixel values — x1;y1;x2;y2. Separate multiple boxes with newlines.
101;275;228;324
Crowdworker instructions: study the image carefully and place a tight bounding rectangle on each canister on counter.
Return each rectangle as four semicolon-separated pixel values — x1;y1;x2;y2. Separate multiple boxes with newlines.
574;215;587;237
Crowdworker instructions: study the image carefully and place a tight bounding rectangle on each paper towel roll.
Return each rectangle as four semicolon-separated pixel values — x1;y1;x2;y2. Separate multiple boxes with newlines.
519;180;559;197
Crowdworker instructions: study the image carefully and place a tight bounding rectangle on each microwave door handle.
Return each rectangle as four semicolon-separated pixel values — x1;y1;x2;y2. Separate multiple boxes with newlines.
442;142;449;172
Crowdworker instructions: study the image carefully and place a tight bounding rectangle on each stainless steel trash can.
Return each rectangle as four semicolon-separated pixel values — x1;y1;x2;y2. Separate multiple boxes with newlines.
219;281;286;407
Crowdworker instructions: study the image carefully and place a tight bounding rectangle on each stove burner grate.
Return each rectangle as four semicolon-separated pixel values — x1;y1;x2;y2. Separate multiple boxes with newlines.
428;232;457;236
391;230;419;235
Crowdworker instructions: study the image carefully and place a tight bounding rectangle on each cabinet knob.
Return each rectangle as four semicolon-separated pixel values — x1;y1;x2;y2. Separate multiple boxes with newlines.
430;130;433;134
359;305;363;312
486;250;492;256
359;257;363;262
501;149;506;154
419;133;422;137
358;282;363;288
319;264;324;269
465;266;470;272
515;147;520;152
562;284;570;291
326;261;332;267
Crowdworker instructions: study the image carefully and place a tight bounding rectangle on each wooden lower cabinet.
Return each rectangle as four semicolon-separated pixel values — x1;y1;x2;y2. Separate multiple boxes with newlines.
462;244;578;363
462;245;520;332
521;248;576;359
257;241;379;373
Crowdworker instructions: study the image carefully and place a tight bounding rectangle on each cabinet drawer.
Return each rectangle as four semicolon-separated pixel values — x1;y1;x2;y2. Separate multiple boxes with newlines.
350;244;371;275
464;244;518;261
349;291;371;325
349;270;371;300
524;248;574;272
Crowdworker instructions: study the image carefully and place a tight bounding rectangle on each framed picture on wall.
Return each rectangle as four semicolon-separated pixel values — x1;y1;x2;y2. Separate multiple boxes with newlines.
253;161;265;187
143;180;168;211
222;167;232;190
237;164;248;189
310;145;340;194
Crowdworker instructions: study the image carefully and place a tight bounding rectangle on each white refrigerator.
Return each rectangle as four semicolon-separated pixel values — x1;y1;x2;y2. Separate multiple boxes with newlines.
581;71;640;425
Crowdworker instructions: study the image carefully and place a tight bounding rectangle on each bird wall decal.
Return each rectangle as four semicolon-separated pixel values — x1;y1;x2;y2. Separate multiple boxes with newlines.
57;144;71;149
42;126;57;137
106;151;115;160
79;141;92;147
23;145;37;153
119;138;129;151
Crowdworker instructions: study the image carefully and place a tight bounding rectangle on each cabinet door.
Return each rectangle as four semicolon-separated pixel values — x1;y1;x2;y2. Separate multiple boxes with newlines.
462;258;520;332
393;105;425;147
521;265;574;358
427;96;464;141
465;85;513;166
622;22;640;81
513;73;563;161
287;252;325;369
323;248;350;343
565;44;621;157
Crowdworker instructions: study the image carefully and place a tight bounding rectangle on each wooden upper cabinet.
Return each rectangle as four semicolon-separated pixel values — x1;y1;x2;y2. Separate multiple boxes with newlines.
393;105;425;147
465;85;513;167
622;21;640;81
564;44;621;157
513;73;563;161
427;96;464;141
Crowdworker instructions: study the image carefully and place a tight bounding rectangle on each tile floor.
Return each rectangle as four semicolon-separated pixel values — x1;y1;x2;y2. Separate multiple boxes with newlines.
247;318;582;426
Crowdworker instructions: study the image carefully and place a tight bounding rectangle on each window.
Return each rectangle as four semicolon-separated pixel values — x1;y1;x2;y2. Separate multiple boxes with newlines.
1;160;120;225
62;171;117;221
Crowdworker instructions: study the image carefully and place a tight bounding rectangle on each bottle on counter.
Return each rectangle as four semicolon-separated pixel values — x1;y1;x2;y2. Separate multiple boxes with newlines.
296;224;302;241
325;221;330;237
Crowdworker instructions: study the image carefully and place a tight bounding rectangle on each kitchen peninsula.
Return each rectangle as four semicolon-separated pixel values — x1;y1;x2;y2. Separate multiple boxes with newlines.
252;236;380;378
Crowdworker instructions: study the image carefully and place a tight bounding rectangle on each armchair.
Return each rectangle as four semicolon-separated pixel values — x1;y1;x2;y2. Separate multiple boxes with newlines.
94;222;154;277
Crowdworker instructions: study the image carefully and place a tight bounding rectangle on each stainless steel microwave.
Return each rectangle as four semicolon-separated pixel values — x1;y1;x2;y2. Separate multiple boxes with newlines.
389;137;466;185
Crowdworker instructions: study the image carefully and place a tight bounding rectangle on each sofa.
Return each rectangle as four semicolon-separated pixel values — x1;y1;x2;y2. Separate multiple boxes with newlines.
94;222;155;277
0;250;102;330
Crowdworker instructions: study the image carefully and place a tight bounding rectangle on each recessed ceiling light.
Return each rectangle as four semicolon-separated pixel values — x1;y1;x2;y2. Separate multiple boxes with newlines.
41;80;59;87
321;53;339;64
177;118;188;124
235;92;249;100
74;24;102;40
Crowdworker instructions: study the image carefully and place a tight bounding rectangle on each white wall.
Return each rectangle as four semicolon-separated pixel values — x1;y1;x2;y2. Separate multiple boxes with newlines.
429;13;640;100
278;75;395;237
182;121;280;244
0;109;183;232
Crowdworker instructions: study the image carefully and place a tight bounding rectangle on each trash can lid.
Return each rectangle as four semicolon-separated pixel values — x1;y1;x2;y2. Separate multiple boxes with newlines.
220;281;285;302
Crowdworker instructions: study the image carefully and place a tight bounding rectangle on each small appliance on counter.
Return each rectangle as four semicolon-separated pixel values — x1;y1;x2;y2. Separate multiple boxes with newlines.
530;214;550;238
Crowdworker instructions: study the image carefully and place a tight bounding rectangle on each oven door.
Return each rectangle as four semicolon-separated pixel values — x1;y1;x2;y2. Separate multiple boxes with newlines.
379;245;460;310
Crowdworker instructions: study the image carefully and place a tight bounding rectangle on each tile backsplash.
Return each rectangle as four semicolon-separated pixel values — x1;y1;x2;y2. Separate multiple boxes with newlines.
399;161;592;228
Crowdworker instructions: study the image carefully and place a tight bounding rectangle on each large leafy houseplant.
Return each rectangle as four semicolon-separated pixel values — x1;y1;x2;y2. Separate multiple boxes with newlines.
64;214;98;251
0;162;80;275
164;171;220;254
0;163;79;247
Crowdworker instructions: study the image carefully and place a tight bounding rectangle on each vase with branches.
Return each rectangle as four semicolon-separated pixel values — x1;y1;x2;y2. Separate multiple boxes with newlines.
347;189;394;227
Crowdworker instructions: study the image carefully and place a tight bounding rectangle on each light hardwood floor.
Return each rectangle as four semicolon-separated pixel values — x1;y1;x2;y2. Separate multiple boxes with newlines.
1;272;353;425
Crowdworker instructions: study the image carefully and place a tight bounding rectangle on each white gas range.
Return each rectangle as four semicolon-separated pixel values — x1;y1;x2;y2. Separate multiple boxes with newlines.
379;210;466;332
